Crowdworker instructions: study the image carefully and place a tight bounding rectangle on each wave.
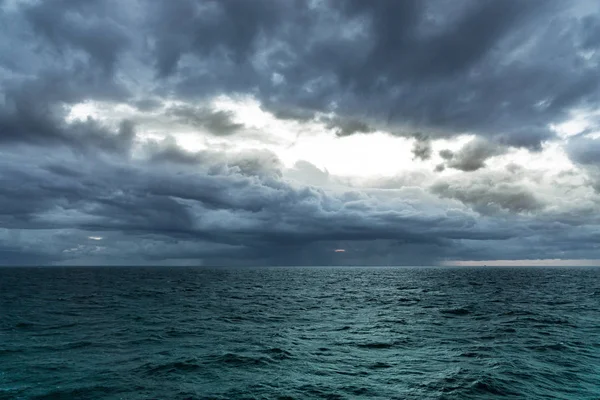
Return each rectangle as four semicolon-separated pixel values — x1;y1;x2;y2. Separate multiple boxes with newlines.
527;343;569;352
521;317;575;327
263;347;293;359
440;308;471;315
141;359;203;375
368;362;393;369
356;342;394;349
30;385;117;399
14;321;36;329
355;338;409;349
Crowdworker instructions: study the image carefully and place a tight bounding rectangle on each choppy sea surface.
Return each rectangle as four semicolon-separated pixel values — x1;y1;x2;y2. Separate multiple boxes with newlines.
1;266;600;399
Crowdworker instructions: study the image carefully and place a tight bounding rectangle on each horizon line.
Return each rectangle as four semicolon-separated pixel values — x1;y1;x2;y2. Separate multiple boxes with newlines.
2;262;600;268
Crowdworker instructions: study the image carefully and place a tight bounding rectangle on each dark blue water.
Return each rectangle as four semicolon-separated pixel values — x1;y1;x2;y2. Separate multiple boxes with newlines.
1;266;599;399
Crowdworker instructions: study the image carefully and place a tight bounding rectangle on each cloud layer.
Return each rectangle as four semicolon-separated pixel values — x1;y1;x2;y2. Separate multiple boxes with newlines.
2;0;600;265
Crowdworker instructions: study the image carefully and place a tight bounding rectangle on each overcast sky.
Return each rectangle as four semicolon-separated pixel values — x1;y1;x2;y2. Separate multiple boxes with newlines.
2;0;600;266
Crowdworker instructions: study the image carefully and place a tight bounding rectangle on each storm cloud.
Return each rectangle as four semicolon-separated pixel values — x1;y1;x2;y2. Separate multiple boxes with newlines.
1;0;600;265
0;143;517;265
143;0;599;148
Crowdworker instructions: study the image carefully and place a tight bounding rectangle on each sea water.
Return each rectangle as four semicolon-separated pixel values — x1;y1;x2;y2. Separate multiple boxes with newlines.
1;266;599;399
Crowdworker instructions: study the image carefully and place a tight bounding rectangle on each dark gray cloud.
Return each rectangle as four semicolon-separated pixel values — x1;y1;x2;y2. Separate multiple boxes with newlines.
167;105;244;136
134;98;163;112
4;0;599;148
439;138;508;172
143;137;283;178
0;90;135;153
430;176;545;214
0;48;129;146
2;132;598;265
138;0;600;149
439;150;454;161
412;135;432;161
0;143;521;265
23;0;131;74
269;107;316;123
323;116;375;137
566;136;600;192
567;136;600;166
149;0;292;78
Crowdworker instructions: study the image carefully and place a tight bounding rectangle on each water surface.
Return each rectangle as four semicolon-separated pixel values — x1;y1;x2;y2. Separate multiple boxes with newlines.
1;266;599;399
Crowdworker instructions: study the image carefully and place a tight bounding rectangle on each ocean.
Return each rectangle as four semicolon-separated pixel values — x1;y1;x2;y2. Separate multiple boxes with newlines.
1;266;599;399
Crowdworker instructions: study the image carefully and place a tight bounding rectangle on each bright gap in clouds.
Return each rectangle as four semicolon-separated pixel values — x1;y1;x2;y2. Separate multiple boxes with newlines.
65;97;425;177
203;96;422;176
281;131;415;177
550;108;600;139
64;95;579;180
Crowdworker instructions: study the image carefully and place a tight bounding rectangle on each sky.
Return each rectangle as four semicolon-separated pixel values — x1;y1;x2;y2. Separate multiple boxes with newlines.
2;0;600;266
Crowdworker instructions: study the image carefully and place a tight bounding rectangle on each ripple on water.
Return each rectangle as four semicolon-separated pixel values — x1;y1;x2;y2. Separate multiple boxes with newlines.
263;347;293;360
440;307;472;316
140;359;203;375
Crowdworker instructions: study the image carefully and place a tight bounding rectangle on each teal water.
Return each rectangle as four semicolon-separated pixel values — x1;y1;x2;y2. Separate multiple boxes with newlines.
1;266;599;399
